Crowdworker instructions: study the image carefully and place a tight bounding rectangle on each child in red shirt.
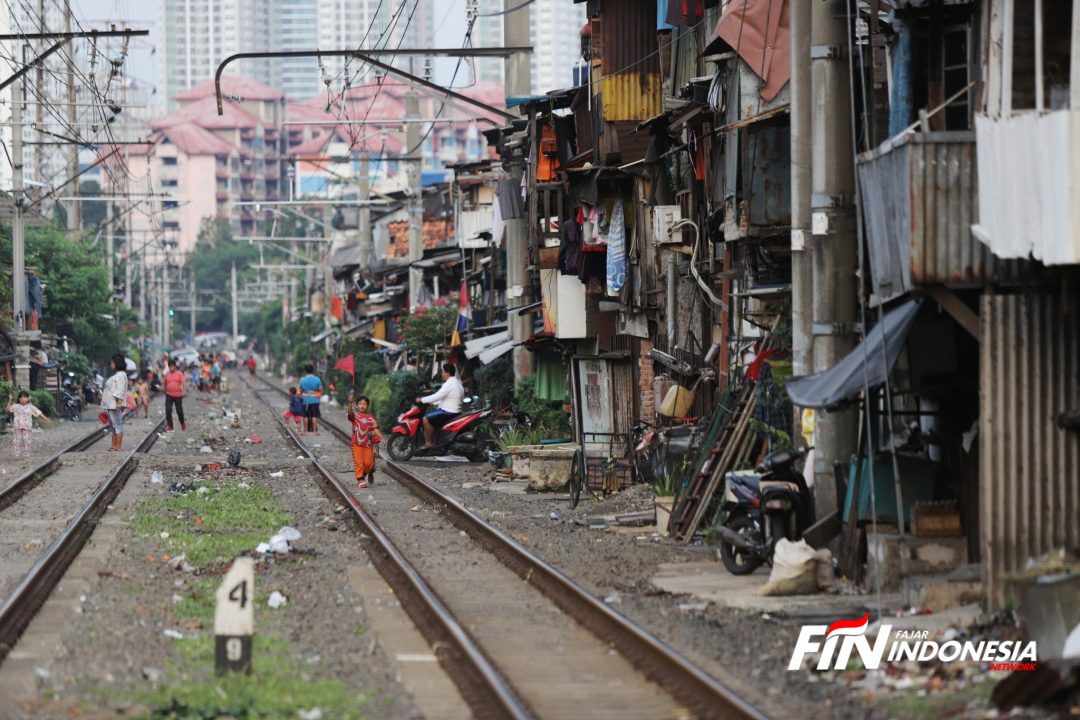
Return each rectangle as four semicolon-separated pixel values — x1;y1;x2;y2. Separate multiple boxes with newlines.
347;394;383;488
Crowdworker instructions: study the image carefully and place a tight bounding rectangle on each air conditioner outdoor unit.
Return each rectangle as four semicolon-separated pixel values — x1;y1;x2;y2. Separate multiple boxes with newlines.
653;205;683;245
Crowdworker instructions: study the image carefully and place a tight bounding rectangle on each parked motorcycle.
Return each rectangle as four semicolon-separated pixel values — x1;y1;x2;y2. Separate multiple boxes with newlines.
716;447;815;575
386;396;494;462
60;373;83;422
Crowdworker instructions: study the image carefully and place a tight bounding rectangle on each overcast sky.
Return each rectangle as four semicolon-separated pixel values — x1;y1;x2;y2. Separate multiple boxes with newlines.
72;0;470;104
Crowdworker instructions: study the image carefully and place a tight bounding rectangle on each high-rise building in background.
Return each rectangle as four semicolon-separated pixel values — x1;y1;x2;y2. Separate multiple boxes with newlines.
160;0;433;108
471;0;586;94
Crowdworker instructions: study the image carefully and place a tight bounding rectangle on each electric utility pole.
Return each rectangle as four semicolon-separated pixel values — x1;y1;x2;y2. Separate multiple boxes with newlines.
505;0;533;379
231;262;239;349
405;63;422;307
809;0;859;516
359;154;371;270
190;274;197;338
64;0;79;236
790;0;812;381
12;46;30;388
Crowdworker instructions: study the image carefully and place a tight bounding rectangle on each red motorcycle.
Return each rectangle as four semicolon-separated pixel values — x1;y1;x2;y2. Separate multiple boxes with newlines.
386;397;494;462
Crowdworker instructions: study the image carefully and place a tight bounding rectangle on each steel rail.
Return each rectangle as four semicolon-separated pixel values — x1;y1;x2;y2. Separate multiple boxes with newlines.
0;417;166;665
0;425;110;512
240;376;533;720
248;374;769;720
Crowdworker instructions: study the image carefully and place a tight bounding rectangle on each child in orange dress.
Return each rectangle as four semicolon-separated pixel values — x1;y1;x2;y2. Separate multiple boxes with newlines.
347;393;382;488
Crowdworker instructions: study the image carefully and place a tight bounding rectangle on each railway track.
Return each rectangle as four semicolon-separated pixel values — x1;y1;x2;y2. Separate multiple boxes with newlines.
0;416;167;664
0;424;110;512
243;373;768;720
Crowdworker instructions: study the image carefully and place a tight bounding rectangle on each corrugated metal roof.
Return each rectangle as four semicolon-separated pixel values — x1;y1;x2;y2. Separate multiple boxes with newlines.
598;0;662;122
600;75;663;122
980;287;1080;608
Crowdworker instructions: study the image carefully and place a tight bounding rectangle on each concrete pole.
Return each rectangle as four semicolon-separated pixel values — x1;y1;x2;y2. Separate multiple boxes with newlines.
505;0;533;378
359;154;372;270
503;0;532;101
106;200;114;298
11;55;26;335
790;0;813;380
124;208;133;307
405;77;423;307
34;0;44;205
321;209;333;332
12;49;31;390
139;242;147;326
163;260;171;348
64;0;79;236
810;0;859;516
231;262;239;348
190;274;197;339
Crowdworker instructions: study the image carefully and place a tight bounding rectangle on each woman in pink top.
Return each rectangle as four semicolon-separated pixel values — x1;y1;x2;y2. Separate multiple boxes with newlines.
163;359;187;431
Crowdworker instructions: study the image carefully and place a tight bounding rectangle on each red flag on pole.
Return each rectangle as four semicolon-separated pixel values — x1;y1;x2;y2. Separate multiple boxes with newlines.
333;354;355;377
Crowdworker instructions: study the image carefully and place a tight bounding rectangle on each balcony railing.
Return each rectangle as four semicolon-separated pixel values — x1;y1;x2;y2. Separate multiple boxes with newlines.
857;131;1007;301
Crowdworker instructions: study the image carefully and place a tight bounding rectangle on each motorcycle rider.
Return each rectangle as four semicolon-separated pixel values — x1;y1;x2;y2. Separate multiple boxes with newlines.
416;362;464;450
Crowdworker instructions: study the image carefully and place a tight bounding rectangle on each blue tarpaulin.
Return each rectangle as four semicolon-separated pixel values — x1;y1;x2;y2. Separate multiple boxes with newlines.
785;299;921;409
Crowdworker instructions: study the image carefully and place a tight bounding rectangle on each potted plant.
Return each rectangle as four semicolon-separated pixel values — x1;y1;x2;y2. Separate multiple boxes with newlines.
651;474;678;533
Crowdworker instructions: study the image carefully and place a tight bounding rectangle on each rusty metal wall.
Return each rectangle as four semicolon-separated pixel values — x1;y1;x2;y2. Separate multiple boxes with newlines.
859;132;1007;301
597;0;661;122
980;286;1080;608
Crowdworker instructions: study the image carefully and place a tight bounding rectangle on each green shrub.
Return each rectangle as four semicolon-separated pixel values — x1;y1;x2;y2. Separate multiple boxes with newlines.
60;350;93;379
29;389;55;417
475;355;514;410
385;371;422;429
514;375;571;437
399;303;457;354
0;381;14;411
362;375;394;428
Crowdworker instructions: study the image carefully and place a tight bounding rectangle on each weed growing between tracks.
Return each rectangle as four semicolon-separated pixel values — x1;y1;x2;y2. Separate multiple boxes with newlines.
131;481;288;568
126;635;368;719
115;478;370;718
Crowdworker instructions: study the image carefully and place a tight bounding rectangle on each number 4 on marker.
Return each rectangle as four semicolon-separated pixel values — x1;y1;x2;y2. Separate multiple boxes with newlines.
228;580;248;609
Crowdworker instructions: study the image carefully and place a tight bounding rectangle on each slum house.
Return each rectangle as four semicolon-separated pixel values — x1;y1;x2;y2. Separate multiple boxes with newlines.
451;160;513;362
324;183;458;368
499;0;794;498
781;0;1079;607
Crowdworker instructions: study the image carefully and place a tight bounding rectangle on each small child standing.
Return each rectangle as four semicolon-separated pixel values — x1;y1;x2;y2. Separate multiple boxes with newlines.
347;394;383;488
287;388;306;432
134;375;151;418
7;390;52;458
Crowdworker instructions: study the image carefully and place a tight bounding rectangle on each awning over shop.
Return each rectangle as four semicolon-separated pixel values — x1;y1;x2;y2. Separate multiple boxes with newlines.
478;339;514;364
785;299;921;409
412;251;462;270
464;330;508;359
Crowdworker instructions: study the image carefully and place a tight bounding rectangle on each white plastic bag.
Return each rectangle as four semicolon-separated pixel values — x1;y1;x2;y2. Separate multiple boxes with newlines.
268;534;289;554
277;526;301;542
760;539;832;596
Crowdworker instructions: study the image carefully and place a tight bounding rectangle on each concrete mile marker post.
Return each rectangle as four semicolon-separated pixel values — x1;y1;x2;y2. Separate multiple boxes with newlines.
214;557;254;674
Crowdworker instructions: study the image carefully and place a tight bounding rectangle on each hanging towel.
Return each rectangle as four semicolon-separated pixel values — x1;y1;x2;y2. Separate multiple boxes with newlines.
606;198;627;296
